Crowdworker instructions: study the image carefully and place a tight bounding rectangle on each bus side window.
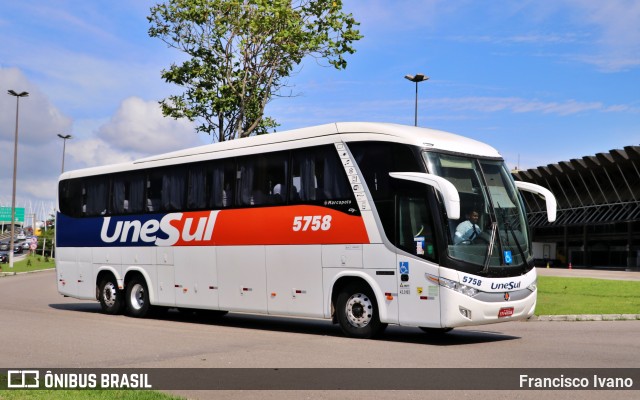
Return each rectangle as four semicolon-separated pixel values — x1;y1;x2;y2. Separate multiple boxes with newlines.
237;152;288;207
291;145;351;203
348;141;424;246
225;161;236;207
291;149;317;202
85;177;108;216
127;176;145;214
59;179;84;218
161;166;186;211
397;188;438;262
111;180;126;213
236;158;255;206
146;174;162;212
208;160;235;209
187;161;231;210
188;165;207;210
111;174;145;214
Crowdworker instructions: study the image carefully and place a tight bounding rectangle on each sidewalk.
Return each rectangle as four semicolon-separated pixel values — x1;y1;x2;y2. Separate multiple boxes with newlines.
531;267;640;322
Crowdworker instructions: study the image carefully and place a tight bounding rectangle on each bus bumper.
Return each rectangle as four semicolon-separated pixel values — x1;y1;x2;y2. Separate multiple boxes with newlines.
439;287;537;328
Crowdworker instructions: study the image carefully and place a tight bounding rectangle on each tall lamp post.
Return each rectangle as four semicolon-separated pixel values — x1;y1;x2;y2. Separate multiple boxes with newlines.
404;73;429;126
57;134;72;173
7;90;29;269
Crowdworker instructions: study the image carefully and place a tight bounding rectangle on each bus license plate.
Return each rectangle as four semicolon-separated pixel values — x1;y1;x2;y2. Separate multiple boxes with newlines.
498;307;514;318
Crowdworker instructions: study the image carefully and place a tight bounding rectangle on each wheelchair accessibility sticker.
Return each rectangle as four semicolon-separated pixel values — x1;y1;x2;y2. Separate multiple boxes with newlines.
399;261;409;275
504;250;513;265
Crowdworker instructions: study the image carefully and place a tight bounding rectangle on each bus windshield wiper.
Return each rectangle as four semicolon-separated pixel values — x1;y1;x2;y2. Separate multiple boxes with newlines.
497;203;526;267
482;222;497;273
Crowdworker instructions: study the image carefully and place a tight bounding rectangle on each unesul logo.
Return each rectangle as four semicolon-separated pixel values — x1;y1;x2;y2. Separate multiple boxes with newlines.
100;211;218;246
490;281;522;290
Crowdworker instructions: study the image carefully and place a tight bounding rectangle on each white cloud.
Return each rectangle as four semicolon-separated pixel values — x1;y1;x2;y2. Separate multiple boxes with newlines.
0;68;73;146
428;97;622;116
0;68;74;214
97;97;201;155
68;138;137;168
0;69;202;216
448;33;585;45
0;2;177;119
557;0;640;71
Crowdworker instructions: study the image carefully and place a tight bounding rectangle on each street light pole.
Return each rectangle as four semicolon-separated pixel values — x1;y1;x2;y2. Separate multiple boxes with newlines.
7;90;29;269
404;73;429;126
57;134;72;173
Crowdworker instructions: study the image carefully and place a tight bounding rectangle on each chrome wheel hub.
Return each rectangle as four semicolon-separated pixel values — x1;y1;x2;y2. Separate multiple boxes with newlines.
345;293;373;328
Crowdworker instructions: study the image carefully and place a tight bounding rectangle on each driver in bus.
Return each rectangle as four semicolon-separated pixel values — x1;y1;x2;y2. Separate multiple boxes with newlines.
454;210;481;244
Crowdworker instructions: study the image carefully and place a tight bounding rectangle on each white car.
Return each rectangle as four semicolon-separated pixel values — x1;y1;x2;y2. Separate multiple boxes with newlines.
16;233;26;240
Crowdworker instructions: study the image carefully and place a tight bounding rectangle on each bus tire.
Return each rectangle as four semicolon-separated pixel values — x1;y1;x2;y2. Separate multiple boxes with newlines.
336;282;386;338
126;276;151;318
98;277;124;315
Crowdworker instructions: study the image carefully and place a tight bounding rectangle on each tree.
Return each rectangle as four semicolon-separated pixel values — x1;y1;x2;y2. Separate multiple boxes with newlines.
148;0;362;142
37;218;55;258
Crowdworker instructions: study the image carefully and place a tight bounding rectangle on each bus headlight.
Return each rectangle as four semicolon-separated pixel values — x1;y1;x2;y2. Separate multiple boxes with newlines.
427;274;479;298
527;280;537;292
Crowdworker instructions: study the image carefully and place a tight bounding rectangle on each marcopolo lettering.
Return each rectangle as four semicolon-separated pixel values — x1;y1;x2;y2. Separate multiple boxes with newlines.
100;211;218;246
490;281;522;290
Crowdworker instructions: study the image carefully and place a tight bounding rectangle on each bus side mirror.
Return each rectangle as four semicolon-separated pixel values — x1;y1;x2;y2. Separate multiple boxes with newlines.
514;181;557;222
389;172;460;220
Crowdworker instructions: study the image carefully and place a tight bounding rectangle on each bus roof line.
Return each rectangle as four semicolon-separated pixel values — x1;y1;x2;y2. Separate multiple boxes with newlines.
132;123;342;165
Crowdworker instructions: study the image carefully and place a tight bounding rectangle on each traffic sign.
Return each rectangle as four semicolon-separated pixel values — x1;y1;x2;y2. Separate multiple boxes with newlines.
0;207;25;223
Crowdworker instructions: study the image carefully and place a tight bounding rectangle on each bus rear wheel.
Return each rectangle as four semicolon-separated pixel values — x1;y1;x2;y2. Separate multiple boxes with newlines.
336;283;386;338
126;277;151;318
98;277;124;315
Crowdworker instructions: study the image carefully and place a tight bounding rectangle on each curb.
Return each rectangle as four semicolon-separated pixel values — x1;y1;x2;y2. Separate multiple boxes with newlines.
0;267;55;277
529;314;640;321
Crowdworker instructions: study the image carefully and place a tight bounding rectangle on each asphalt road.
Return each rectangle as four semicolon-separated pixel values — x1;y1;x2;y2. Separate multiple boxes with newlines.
1;270;638;400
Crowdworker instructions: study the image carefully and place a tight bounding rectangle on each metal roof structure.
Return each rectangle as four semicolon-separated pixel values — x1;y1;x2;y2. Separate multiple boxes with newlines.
512;145;640;228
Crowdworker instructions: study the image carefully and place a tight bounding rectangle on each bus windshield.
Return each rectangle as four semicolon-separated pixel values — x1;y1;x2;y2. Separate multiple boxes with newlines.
423;152;531;270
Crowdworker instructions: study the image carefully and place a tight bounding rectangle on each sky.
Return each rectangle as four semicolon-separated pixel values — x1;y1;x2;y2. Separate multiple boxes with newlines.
1;0;639;220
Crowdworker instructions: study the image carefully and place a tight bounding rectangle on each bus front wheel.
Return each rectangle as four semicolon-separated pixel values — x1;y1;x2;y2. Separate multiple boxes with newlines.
98;277;124;315
126;277;150;318
336;283;386;339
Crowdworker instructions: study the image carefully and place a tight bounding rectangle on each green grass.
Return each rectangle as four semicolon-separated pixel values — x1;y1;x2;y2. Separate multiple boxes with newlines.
0;254;55;274
0;390;182;400
536;276;640;315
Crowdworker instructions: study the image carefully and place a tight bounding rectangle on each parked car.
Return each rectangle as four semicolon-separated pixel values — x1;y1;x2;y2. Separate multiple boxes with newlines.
0;252;8;263
16;232;26;240
13;244;23;254
0;241;9;252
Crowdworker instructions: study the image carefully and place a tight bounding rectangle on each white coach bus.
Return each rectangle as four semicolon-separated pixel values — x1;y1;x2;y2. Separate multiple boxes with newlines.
56;122;556;338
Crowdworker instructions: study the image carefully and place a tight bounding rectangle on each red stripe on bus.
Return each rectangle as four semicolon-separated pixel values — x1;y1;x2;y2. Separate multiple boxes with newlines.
172;205;369;246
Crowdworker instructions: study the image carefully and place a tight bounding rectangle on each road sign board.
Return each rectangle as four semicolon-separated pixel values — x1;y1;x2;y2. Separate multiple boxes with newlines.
0;207;24;223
